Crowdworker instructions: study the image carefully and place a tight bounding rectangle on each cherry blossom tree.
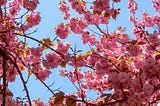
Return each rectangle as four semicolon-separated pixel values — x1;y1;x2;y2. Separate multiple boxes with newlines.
0;0;159;106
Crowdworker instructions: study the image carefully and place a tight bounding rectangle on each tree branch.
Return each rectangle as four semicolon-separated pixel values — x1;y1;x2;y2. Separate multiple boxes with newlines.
7;55;32;106
2;52;7;106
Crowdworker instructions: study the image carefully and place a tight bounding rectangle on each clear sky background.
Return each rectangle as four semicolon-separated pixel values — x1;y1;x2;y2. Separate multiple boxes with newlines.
8;0;158;104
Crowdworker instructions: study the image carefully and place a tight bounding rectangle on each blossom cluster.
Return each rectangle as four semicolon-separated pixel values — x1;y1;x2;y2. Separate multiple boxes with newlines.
55;22;70;39
59;2;70;20
0;0;159;106
52;0;160;105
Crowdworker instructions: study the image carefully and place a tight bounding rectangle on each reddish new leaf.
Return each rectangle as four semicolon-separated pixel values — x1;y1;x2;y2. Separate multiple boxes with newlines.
53;92;64;105
66;95;77;106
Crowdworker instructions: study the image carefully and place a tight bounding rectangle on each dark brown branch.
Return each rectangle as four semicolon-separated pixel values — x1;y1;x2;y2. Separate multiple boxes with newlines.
147;98;160;106
36;75;55;95
2;52;7;106
95;24;107;35
7;55;32;106
72;46;85;100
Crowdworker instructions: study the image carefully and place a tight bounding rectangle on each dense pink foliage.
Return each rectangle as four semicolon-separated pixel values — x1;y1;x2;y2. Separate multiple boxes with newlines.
0;0;159;106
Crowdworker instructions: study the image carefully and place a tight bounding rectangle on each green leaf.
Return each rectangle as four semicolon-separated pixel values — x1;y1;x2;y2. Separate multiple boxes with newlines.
54;92;64;105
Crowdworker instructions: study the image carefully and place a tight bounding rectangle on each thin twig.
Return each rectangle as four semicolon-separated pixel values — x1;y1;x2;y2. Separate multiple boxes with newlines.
14;33;62;55
95;24;107;35
36;75;55;95
87;27;103;36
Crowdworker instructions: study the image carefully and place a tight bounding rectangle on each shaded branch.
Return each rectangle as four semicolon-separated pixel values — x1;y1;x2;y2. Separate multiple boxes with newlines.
2;50;7;106
7;54;32;106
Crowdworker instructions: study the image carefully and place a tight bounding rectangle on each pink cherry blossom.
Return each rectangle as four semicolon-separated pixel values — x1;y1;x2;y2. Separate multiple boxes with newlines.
70;17;88;34
84;11;94;24
4;97;16;106
118;72;132;85
59;2;70;20
142;12;154;27
95;58;112;77
128;0;138;14
88;51;99;67
81;31;90;44
68;0;75;3
143;83;154;96
71;54;86;67
23;0;39;11
55;22;70;39
36;68;51;81
142;57;158;78
33;99;46;106
74;3;87;14
56;41;70;54
26;12;41;28
69;70;84;83
126;45;142;56
133;57;144;69
43;52;62;69
152;0;160;12
9;0;21;16
81;31;97;45
59;2;70;13
4;64;19;82
0;0;159;106
153;15;160;28
148;31;160;44
127;97;137;106
0;0;6;6
30;47;42;57
92;0;110;12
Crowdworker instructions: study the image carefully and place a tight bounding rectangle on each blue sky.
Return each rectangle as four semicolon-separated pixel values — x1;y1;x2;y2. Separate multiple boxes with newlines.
8;0;157;104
